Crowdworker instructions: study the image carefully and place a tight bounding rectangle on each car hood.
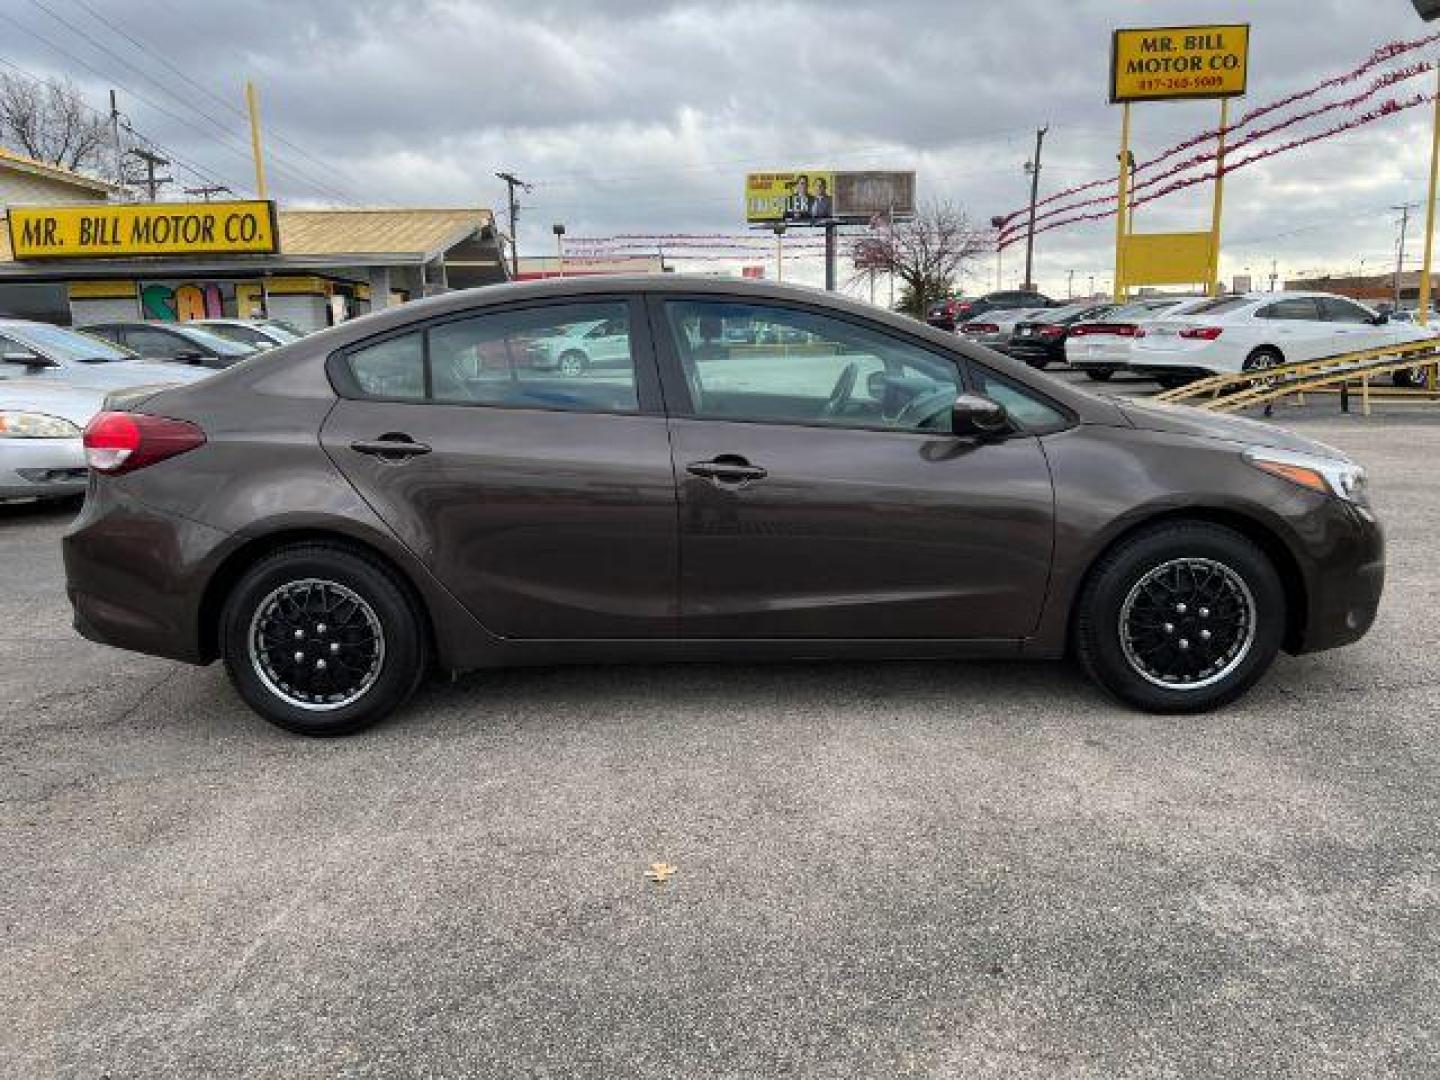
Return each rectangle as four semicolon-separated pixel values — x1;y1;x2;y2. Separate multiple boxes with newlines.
0;378;108;426
1113;396;1348;460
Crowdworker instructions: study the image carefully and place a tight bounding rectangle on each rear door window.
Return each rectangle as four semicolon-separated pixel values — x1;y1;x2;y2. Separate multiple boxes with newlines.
345;332;425;401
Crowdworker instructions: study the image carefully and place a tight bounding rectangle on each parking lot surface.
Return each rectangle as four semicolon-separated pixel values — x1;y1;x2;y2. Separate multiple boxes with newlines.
4;383;1439;1078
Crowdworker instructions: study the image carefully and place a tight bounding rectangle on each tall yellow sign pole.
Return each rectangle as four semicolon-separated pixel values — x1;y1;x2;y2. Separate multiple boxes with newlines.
1208;97;1230;296
1113;102;1131;302
1420;66;1440;392
246;80;268;200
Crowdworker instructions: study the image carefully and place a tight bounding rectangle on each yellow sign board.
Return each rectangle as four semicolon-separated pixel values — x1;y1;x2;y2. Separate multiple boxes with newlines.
745;172;836;224
1119;232;1214;287
1111;24;1249;103
7;200;279;259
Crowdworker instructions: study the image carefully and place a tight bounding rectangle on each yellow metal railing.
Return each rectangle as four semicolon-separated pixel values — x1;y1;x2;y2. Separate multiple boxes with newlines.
1152;336;1440;416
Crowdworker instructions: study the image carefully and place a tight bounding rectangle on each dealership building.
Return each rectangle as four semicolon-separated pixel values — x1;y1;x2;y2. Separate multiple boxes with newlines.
0;151;508;329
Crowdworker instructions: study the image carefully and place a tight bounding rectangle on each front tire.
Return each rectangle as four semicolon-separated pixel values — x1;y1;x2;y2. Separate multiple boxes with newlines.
558;350;589;377
1085;367;1116;382
1075;522;1285;713
220;544;430;735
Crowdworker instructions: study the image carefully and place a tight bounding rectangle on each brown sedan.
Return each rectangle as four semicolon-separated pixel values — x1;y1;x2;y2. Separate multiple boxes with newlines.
63;277;1383;735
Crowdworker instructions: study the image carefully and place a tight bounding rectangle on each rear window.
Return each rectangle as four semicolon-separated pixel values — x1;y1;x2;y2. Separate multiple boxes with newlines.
1184;297;1251;317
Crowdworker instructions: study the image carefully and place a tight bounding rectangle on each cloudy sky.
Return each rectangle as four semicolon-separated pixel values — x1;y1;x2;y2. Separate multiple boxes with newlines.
2;0;1438;296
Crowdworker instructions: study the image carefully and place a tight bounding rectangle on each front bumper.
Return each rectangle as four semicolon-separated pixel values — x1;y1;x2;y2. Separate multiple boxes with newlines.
1294;499;1385;654
0;438;87;501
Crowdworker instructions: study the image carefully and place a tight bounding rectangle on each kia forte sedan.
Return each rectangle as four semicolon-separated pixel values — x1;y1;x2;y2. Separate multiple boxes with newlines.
63;277;1383;735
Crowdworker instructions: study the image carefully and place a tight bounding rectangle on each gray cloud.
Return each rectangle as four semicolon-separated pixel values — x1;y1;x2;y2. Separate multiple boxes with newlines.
2;0;1434;292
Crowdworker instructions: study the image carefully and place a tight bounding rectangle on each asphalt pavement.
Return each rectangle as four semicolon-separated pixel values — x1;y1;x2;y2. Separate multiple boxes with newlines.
3;376;1439;1078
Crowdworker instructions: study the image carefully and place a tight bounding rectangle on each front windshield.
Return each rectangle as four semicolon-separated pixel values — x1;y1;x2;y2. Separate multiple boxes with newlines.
9;324;136;363
177;326;256;356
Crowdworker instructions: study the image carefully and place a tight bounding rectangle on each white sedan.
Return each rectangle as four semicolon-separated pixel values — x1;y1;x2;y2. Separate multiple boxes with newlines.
1064;297;1206;382
1128;291;1434;388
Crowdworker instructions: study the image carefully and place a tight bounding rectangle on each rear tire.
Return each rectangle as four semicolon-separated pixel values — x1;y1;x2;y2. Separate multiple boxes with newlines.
220;544;430;736
1243;347;1284;388
1075;522;1285;714
1085;368;1116;382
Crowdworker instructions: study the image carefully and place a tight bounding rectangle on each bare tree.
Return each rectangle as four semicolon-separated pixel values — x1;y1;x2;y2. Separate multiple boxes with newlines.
0;74;109;174
849;201;990;317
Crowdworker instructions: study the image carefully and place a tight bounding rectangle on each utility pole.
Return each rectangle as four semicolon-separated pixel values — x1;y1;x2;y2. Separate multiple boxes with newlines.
185;184;231;202
1022;124;1048;292
1270;258;1278;291
127;149;172;202
108;90;125;195
1066;269;1075;299
1393;203;1417;307
495;171;532;279
245;80;268;199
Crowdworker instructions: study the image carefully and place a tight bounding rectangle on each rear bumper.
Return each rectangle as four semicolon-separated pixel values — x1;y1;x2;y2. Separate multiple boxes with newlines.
63;480;228;664
1131;364;1215;380
1000;343;1064;366
1295;501;1385;654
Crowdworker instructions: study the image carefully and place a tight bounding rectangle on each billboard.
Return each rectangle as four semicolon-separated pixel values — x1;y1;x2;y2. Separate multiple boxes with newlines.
1110;24;1249;103
745;171;915;225
7;200;280;259
1119;232;1214;287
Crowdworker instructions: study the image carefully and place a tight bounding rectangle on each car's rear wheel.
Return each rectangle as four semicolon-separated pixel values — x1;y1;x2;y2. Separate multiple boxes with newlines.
220;544;429;736
1243;347;1284;388
1075;521;1285;713
558;350;589;377
1085;367;1116;381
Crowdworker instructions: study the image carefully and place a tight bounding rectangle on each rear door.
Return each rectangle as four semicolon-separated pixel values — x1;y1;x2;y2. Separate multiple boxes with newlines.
651;296;1056;641
319;296;678;640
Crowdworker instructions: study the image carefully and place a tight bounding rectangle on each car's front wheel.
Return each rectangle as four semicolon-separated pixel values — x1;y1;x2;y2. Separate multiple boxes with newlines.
1075;521;1285;713
1085;367;1116;382
558;350;589;377
220;544;430;735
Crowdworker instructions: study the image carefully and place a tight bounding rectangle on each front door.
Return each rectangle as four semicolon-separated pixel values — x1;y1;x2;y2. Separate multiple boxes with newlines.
653;297;1057;640
320;297;678;640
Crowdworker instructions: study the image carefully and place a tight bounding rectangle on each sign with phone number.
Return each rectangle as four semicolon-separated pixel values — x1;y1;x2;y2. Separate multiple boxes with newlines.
1111;24;1249;103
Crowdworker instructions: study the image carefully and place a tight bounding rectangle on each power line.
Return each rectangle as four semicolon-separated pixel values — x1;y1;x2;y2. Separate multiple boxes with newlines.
66;0;374;203
6;3;356;205
0;52;244;199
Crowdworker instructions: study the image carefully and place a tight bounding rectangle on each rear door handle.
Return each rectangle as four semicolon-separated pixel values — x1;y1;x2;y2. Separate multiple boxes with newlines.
350;436;432;460
686;457;767;484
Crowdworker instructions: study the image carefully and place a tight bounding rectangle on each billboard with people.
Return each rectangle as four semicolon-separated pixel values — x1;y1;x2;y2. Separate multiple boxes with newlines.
744;171;914;225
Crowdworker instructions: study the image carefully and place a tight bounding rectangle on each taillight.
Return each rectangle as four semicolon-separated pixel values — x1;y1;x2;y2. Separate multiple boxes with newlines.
1072;323;1138;338
963;322;1000;334
1178;326;1224;340
1038;325;1066;338
1069;325;1095;337
83;412;206;475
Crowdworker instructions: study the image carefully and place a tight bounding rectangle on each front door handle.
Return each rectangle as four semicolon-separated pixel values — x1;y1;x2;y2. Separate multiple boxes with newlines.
350;435;432;460
686;456;767;484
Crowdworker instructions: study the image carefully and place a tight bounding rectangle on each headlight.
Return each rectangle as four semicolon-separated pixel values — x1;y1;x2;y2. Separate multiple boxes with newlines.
1243;447;1368;505
0;411;82;438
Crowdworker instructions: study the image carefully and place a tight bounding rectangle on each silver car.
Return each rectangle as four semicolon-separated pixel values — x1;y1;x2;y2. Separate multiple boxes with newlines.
191;318;305;351
0;378;105;501
958;307;1047;348
0;320;212;392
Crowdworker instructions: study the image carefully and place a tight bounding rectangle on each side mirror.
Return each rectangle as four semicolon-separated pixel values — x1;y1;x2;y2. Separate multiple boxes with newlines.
1371;311;1391;326
952;393;1010;437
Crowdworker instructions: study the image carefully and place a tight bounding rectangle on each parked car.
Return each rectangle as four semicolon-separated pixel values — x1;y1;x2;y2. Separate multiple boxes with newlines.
81;321;258;370
64;277;1384;735
1128;291;1433;389
192;318;305;351
529;316;633;375
0;379;107;502
1003;303;1117;369
0;319;212;392
958;307;1048;348
1065;297;1207;381
926;290;1053;331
